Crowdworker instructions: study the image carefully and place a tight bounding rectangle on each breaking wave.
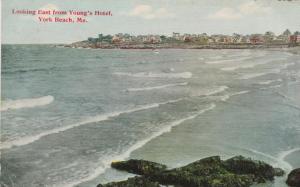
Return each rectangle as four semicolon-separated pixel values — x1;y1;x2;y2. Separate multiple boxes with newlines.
205;56;255;65
126;82;188;92
1;96;54;112
239;69;281;80
219;90;250;102
60;103;216;187
114;72;193;79
204;86;229;96
0;98;184;150
257;79;283;85
237;147;300;172
220;58;287;71
190;86;229;97
277;147;300;171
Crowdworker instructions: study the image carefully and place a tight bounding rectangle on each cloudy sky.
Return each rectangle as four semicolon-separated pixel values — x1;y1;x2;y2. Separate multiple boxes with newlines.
2;0;300;44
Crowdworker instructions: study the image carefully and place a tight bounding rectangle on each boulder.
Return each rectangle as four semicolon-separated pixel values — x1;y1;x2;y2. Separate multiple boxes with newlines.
274;168;285;176
111;159;167;176
223;155;283;182
286;168;300;187
96;176;160;187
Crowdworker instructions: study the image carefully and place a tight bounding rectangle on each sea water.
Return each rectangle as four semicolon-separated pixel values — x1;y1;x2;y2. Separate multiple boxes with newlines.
1;45;299;187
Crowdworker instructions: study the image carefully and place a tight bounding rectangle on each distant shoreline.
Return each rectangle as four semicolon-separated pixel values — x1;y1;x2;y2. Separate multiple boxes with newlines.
62;41;299;50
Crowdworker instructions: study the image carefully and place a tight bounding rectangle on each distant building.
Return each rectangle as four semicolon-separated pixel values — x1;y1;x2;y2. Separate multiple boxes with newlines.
264;31;275;43
232;33;243;43
172;32;181;40
142;35;161;44
207;37;214;44
211;35;223;43
112;35;121;43
241;36;251;44
183;36;192;42
224;36;233;44
290;32;300;43
98;34;103;41
274;35;288;43
88;37;98;43
283;29;292;37
250;34;264;44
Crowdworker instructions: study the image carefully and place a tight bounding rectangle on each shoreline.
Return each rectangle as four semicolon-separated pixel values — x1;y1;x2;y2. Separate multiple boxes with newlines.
62;41;299;50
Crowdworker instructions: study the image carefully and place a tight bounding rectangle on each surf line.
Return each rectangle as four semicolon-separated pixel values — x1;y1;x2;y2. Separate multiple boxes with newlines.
125;82;188;92
237;147;299;172
0;95;54;112
0;98;184;150
277;147;300;171
60;103;216;187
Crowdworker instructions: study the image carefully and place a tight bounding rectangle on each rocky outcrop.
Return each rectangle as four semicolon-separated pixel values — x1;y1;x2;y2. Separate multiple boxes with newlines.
152;156;254;187
286;168;300;187
96;176;160;187
111;159;167;176
223;155;281;182
98;155;285;187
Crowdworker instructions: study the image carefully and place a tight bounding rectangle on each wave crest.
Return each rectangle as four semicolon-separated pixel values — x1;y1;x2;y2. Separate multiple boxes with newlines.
0;98;184;150
1;95;54;112
126;82;188;92
60;103;216;187
114;72;193;79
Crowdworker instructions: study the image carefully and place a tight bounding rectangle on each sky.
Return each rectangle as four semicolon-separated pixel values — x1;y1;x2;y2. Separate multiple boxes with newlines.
2;0;300;44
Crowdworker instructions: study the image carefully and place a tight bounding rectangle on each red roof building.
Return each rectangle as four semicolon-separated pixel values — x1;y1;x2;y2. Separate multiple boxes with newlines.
250;35;265;44
290;35;300;43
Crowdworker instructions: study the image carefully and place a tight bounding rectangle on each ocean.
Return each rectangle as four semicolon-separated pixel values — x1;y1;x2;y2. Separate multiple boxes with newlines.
1;45;299;187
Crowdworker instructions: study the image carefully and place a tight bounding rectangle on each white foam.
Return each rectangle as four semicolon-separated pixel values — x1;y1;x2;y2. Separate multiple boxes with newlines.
239;69;281;80
0;98;184;150
126;82;188;92
277;147;300;169
60;103;216;187
243;148;294;172
219;95;231;102
276;148;300;172
205;56;254;65
114;72;193;79
204;86;229;96
258;79;283;85
220;90;250;102
221;62;263;71
231;90;250;96
260;84;282;90
209;56;223;60
221;58;286;71
189;86;228;98
282;62;296;68
1;96;54;111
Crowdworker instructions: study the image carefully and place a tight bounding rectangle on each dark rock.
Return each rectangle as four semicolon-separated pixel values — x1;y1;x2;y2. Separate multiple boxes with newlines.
152;156;254;187
286;168;300;187
274;168;285;176
223;155;283;182
98;156;284;187
111;159;167;176
96;176;160;187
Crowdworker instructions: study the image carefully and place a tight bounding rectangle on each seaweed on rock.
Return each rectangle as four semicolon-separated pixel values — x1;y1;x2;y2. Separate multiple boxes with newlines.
97;155;285;187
